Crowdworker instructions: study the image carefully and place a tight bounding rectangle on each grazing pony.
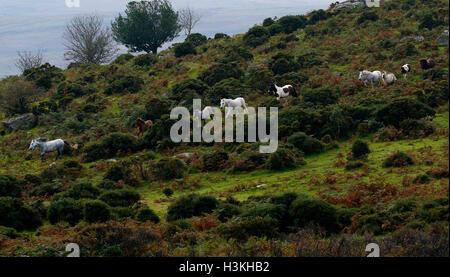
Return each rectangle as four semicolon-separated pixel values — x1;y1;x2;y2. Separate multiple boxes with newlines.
401;64;411;79
420;58;435;70
381;72;397;86
194;106;216;121
136;118;153;137
268;84;298;100
220;98;248;118
359;70;383;88
28;138;70;161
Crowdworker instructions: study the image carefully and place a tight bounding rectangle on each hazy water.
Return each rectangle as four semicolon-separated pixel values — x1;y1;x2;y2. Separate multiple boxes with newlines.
0;0;334;77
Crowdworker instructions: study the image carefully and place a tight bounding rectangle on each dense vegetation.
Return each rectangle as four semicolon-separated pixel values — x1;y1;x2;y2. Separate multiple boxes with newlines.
0;0;448;257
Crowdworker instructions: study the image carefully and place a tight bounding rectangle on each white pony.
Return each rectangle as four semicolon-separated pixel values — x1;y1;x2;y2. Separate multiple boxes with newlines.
358;70;383;88
194;106;216;121
220;98;248;118
381;72;397;86
268;84;298;100
29;138;70;161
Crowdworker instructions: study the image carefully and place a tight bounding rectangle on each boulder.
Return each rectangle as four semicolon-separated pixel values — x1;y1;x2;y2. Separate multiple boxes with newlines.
332;0;366;11
2;113;36;130
436;30;449;46
401;36;425;43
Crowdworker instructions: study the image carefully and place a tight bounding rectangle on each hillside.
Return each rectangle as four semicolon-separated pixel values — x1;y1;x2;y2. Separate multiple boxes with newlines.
0;0;449;257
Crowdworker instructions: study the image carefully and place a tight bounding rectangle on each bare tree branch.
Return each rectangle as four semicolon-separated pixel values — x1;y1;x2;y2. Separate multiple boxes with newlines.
15;50;44;73
63;14;119;64
178;7;201;36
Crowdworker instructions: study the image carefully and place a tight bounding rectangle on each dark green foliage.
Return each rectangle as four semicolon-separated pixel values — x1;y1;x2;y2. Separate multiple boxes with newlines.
219;216;279;240
297;51;323;68
83;132;139;162
170;78;209;103
47;198;83;225
245;66;273;92
40;162;82;183
0;175;22;198
174;41;197;57
65;183;100;200
83;200;111;223
351;140;370;159
111;0;180;54
222;47;253;63
375;98;435;128
289;196;339;232
162;187;173;198
243;26;270;47
416;81;449;108
399;119;434;137
266;148;300;170
214;33;230;39
242;203;286;222
422;68;449;81
27;182;64;197
0;226;20;239
269;53;300;75
104;75;144;95
97;180;122;190
136;208;160;223
357;11;379;24
166;194;219;221
345;161;364;170
104;162;139;187
133;53;157;66
99;189;140;207
277;15;307;34
141;115;177;148
166;219;193;236
214;203;240;222
287;132;324;155
268;24;283;36
206;78;246;104
233;151;267;172
419;12;444;30
55;81;90;99
0;197;42;231
202;151;228;171
308;9;329;25
262;17;275;27
383;151;414;168
113;53;134;64
153;158;186;180
199;63;244;86
23;63;65;89
144;97;170;120
303;88;338;106
186;33;208;46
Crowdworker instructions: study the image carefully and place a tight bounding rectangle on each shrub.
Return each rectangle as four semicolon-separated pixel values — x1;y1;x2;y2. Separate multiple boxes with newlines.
245;66;274;92
269;53;300;75
104;75;144;95
382;151;414;168
136;208;160;223
303;88;338;106
23;63;65;89
263;17;275;27
186;33;208;46
422;68;449;81
27;182;64;197
375;98;435;128
214;203;240;222
113;53;134;64
243;26;270;47
287;132;324;155
222;47;253;63
308;9;328;25
0;197;42;231
98;189;141;207
55;81;89;99
162;187;173;198
278;15;307;33
141;115;177;148
268;24;283;36
170;78;209;102
153;158;186;180
233;151;267;172
266;148;299;170
219;216;279;240
399;119;434;138
84;200;111;223
202;151;229;171
357;11;379;24
104;162;139;186
65;182;100;200
166;194;219;221
199;63;244;86
144;97;170;121
345;161;364;170
0;79;43;116
174;42;197;58
40;162;82;183
289;196;339;232
133;53;157;67
0;175;22;198
214;33;230;39
98;180;122;190
83;132;139;162
351;140;370;159
47;198;83;225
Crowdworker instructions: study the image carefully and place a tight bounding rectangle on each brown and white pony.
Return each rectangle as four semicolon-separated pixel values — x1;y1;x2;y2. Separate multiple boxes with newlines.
420;58;435;70
135;118;153;137
268;84;298;100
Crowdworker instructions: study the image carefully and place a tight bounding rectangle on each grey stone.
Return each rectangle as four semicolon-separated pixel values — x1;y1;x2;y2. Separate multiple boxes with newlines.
2;113;36;130
436;30;449;46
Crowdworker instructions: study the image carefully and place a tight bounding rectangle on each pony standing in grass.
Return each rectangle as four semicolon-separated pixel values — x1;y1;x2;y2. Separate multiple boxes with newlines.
220;98;248;118
28;138;70;161
136;118;153;137
268;84;298;100
359;70;383;89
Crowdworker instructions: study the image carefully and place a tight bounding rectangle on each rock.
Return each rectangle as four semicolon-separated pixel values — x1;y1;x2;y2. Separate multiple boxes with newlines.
174;152;194;158
256;184;266;188
436;30;449;46
401;36;425;43
332;0;366;12
2;113;36;130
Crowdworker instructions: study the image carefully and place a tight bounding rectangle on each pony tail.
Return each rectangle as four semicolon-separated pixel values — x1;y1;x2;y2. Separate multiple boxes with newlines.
63;140;71;149
292;87;298;97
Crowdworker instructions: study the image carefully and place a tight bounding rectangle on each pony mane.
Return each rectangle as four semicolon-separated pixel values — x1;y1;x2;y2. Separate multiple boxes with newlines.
36;137;48;142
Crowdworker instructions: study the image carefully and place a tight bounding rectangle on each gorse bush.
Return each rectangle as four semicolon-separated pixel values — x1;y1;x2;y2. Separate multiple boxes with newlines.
199;63;244;86
0;197;42;231
133;53;157;67
202;151;229;171
64;182;100;200
98;189;140;207
289;196;339;232
186;33;208;46
104;75;144;95
136;208;160;223
174;42;197;58
23;63;65;89
153;158;186;180
243;26;270;47
0;175;22;198
83;200;111;223
145;97;170;121
375;98;435;128
47;198;83;225
351;140;370;159
166;194;219;221
104;162;139;187
287;132;324;155
383;151;414;168
83;132;139;162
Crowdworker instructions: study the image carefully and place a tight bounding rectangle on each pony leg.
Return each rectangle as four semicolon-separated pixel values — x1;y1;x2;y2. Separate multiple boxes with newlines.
40;152;45;162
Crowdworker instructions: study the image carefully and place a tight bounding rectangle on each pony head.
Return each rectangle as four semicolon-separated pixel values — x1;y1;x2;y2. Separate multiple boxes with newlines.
220;99;226;109
29;139;38;150
268;84;277;95
358;72;363;81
